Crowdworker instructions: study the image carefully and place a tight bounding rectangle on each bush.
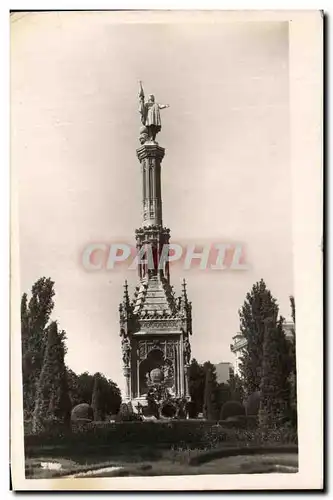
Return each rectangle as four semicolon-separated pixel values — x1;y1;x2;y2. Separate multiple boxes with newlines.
161;402;177;418
220;400;245;420
24;419;297;457
218;415;257;430
186;401;197;419
246;415;258;429
219;415;247;429
117;402;134;420
24;420;33;435
71;418;93;433
116;412;142;422
25;420;224;450
26;417;71;437
71;403;93;422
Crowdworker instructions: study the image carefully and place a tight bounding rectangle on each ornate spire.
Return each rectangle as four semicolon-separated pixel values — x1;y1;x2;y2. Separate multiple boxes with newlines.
119;280;132;322
181;278;188;303
123;280;130;304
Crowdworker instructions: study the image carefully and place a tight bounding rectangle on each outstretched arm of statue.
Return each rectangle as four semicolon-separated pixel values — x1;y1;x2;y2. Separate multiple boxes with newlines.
158;104;170;109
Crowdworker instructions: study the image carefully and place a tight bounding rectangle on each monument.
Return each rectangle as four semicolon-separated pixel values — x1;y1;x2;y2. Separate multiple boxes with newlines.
119;82;193;409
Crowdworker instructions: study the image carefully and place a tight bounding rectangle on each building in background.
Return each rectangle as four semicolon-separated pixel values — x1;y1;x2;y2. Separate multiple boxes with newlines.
230;320;295;376
214;362;234;384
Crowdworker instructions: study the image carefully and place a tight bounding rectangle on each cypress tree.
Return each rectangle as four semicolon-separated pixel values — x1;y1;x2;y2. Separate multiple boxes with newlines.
203;364;218;420
21;277;55;418
91;373;103;421
258;316;291;429
239;279;280;396
288;296;297;426
188;358;206;415
32;321;71;433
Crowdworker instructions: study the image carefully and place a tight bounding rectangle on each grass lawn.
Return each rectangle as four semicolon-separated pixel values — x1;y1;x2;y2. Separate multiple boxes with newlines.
25;457;125;479
25;449;298;478
81;453;298;477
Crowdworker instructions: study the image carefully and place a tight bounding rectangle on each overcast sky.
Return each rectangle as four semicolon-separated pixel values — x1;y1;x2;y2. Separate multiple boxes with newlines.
12;12;292;393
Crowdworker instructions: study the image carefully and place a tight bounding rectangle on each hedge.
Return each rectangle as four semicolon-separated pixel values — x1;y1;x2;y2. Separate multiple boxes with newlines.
25;420;225;450
24;417;260;446
220;400;246;420
24;419;297;458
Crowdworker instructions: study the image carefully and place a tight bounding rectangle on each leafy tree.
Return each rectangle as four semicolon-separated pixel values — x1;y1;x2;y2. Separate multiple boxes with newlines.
32;321;71;433
21;293;29;357
66;369;81;408
220;400;246;420
188;358;206;415
227;372;245;402
258;316;291;428
238;279;281;396
91;372;121;420
189;359;222;418
76;372;95;404
99;375;121;417
106;379;122;415
215;382;232;413
67;370;121;418
91;373;103;421
288;296;297;426
208;372;244;415
21;277;55;418
245;390;261;416
203;363;219;420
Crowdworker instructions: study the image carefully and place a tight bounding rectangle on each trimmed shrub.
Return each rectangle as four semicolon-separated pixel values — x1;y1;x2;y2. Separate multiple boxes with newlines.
71;418;93;433
118;402;132;419
218;415;257;430
117;403;142;422
27;417;71;438
25;420;224;450
116;413;142;422
220;400;245;420
186;401;197;419
71;403;93;422
219;416;247;429
24;419;297;458
246;415;258;429
161;402;177;418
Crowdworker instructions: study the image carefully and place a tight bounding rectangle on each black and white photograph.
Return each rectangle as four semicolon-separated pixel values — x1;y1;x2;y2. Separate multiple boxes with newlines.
10;10;323;491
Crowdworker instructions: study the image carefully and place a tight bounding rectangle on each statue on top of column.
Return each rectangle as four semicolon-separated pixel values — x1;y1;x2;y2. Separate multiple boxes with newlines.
139;81;170;144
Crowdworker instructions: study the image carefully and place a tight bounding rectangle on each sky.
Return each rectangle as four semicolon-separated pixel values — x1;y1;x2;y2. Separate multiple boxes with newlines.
11;12;292;393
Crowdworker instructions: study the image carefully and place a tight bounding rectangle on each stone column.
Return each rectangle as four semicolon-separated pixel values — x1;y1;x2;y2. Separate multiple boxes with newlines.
179;338;184;397
136;143;165;227
123;367;131;401
137;358;140;398
184;366;190;399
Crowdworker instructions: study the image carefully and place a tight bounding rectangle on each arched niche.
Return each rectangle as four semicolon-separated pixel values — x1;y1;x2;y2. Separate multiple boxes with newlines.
139;348;176;396
139;348;164;395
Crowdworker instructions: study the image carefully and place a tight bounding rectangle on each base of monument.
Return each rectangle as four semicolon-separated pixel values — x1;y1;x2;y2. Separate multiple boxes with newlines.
144;140;158;145
130;397;149;414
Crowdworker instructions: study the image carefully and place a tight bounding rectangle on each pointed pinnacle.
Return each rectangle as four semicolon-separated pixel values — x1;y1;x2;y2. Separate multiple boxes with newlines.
123;280;130;302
